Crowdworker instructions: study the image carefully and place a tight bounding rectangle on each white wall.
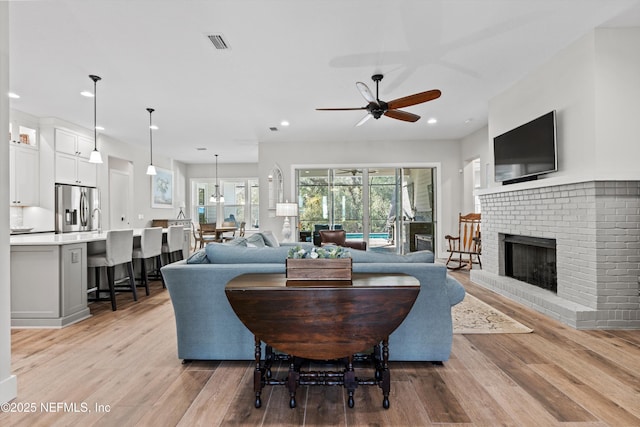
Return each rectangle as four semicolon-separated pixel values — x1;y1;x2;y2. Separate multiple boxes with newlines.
489;31;598;186
258;139;463;256
94;133;187;228
1;1;18;404
594;28;640;179
460;125;489;213
489;27;640;186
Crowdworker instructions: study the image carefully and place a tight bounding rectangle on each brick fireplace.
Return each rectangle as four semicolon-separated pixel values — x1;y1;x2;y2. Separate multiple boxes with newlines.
471;180;640;329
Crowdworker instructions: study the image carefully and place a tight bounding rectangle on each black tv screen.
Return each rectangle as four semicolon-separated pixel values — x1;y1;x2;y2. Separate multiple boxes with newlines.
494;111;557;183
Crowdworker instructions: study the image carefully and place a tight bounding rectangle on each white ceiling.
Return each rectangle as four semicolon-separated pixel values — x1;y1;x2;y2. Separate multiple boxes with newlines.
8;0;640;164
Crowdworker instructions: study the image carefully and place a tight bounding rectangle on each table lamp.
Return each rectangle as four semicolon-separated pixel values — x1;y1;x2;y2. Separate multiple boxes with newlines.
177;203;186;219
276;202;298;243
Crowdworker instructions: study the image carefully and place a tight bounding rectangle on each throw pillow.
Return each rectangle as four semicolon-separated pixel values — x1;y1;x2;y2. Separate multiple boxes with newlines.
186;248;209;264
226;237;248;246
261;230;280;247
246;233;267;247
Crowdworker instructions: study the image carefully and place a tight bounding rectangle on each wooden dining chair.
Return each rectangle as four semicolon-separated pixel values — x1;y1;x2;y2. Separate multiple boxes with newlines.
219;221;237;242
191;222;203;251
444;213;482;270
198;223;218;246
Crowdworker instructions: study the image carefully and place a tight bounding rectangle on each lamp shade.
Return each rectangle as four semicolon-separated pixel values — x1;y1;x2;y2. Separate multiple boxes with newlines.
276;202;298;217
89;149;103;164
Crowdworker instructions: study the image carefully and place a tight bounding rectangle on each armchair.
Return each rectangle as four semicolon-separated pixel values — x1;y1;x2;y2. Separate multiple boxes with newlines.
319;229;367;251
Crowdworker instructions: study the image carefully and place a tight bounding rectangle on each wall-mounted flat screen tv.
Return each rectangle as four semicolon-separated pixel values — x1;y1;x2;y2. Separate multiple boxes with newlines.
494;110;557;184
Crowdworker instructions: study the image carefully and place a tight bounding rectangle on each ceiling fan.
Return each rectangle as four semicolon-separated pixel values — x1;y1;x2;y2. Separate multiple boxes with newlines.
316;74;441;126
336;168;378;176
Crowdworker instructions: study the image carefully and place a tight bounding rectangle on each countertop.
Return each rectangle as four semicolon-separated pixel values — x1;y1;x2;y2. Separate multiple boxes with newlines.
10;229;148;246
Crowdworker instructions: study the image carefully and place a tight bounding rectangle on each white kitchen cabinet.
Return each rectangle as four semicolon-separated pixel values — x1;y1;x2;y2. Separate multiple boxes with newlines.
10;246;61;320
9;120;38;148
76;157;97;186
10;243;90;327
61;244;88;317
9;144;39;206
55;128;97;186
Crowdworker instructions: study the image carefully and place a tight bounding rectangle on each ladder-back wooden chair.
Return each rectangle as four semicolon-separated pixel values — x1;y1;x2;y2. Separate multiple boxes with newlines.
196;223;218;248
445;213;482;270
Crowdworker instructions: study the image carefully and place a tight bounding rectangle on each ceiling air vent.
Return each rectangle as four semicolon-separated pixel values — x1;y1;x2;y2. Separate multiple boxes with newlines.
207;34;230;50
269;127;278;132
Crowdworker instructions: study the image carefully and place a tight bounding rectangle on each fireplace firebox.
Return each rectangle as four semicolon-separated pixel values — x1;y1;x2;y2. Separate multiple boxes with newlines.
500;234;557;293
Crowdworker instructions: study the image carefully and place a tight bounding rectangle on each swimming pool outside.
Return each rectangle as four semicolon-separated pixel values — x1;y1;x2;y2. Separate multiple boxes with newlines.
346;232;389;240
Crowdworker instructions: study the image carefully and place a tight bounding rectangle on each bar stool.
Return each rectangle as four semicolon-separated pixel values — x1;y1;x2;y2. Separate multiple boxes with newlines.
87;229;136;311
162;225;184;264
132;227;164;295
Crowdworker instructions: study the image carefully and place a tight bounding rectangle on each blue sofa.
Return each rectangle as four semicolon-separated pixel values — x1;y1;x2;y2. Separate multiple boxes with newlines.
161;235;465;362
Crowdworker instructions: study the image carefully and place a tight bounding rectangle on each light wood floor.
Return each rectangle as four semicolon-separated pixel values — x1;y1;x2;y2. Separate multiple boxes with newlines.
2;271;640;426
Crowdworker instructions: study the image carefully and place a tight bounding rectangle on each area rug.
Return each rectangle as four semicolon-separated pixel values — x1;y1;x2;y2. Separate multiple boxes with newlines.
453;294;533;334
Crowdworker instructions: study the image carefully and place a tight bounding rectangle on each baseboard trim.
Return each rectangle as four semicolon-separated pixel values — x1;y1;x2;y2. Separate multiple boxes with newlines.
0;374;17;404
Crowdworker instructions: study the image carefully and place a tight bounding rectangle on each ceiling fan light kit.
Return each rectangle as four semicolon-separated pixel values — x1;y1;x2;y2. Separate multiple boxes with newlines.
316;74;441;126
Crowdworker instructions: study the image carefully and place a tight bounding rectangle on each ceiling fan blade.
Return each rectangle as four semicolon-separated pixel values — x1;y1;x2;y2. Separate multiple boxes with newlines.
355;113;372;127
387;89;441;110
316;107;367;111
384;109;421;123
356;82;377;105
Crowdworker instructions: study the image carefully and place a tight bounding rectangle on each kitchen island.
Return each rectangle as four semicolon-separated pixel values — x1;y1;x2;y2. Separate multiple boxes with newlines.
10;229;190;328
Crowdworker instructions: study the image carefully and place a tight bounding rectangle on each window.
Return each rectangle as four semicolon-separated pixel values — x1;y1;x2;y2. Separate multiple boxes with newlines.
472;158;481;213
191;178;259;228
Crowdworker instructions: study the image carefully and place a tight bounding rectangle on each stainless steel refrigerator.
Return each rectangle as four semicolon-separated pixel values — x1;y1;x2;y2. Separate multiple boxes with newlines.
55;184;100;233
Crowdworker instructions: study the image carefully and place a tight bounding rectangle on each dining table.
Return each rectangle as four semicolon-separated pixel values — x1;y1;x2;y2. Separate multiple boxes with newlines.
215;225;238;242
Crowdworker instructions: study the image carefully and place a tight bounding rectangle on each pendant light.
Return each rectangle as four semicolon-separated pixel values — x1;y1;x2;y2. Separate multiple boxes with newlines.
146;108;157;175
209;154;224;203
88;75;103;164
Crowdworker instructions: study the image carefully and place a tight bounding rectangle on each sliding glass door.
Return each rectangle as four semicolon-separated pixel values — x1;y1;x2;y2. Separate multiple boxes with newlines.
296;166;435;253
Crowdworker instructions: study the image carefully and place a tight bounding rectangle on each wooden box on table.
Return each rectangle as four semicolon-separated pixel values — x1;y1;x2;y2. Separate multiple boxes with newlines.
285;258;352;282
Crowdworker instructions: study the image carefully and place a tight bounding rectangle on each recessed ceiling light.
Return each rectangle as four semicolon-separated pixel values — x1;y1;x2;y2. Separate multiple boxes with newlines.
280;120;290;127
8;92;20;99
81;91;94;97
95;126;105;131
427;118;437;124
150;125;159;130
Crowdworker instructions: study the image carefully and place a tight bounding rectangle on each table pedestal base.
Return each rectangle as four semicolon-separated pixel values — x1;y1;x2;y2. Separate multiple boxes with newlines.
253;337;391;410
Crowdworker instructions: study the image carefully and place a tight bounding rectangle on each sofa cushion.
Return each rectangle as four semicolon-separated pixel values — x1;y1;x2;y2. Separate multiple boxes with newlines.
203;241;433;264
186;248;210;264
349;249;434;263
403;250;435;263
205;243;290;264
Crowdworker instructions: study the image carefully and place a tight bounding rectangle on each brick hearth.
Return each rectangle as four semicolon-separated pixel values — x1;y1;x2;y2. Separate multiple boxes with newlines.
471;180;640;329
